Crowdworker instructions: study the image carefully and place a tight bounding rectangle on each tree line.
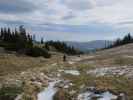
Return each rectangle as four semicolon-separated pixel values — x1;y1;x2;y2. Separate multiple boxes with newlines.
107;33;133;48
44;41;83;55
0;26;82;57
0;26;33;50
0;26;51;58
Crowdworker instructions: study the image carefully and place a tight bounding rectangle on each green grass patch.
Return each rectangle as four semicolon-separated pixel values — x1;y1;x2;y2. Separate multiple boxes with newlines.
0;86;23;100
62;72;133;99
114;57;133;65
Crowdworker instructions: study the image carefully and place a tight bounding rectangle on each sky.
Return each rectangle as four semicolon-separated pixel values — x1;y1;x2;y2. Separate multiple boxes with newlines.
0;0;133;41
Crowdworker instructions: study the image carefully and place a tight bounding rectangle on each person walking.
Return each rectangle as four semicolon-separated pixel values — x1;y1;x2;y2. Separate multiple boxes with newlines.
63;55;66;62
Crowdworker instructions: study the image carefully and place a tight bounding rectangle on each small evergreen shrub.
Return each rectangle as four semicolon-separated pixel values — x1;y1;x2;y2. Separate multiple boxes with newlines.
0;86;22;100
26;46;51;58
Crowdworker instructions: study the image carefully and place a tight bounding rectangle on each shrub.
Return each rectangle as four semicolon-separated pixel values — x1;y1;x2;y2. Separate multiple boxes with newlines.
53;89;72;100
0;86;22;100
26;46;51;58
45;41;83;55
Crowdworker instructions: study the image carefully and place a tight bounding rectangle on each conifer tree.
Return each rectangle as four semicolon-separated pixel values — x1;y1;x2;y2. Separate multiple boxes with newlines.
41;38;44;44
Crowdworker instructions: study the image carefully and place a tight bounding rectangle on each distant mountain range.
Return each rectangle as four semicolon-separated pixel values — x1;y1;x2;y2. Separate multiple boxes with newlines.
65;40;113;52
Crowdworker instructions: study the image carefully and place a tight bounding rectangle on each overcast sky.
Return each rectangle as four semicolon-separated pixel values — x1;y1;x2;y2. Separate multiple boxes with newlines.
0;0;133;41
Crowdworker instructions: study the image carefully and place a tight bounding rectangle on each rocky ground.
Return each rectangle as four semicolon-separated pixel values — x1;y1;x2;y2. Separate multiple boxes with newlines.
1;44;133;100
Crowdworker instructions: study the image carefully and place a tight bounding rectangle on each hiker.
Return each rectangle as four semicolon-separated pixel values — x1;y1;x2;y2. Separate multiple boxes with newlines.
63;55;66;62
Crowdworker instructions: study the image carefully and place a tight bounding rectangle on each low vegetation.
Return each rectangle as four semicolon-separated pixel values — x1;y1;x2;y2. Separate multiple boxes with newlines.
45;41;83;55
54;89;72;100
26;46;51;58
0;86;23;100
63;71;133;99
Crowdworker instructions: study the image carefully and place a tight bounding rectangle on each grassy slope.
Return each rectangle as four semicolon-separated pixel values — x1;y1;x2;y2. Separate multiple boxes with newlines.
62;43;133;99
1;43;133;99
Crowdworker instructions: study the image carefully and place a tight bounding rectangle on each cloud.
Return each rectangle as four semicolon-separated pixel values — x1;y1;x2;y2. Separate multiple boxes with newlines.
61;12;75;20
0;0;37;14
117;21;133;25
0;0;133;41
62;0;96;11
0;19;27;25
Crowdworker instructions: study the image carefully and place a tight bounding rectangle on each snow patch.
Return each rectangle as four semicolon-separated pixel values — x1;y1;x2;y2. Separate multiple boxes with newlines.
51;63;57;66
64;70;80;76
68;61;75;64
99;91;118;100
123;55;133;58
87;66;133;78
77;91;117;100
38;80;60;100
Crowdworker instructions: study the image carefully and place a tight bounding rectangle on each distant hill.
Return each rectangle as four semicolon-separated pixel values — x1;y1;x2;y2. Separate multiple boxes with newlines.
66;40;113;52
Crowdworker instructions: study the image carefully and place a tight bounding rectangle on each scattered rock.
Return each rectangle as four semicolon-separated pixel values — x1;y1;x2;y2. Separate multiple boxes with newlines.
53;89;72;100
87;66;133;78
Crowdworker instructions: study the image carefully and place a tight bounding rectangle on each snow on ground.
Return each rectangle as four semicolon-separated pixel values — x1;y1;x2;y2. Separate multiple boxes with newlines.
78;92;92;100
37;78;73;100
64;70;80;76
69;56;94;62
77;91;118;100
51;63;57;66
123;55;133;59
38;80;60;100
67;55;95;65
15;94;23;100
71;57;82;62
99;91;118;100
58;69;80;76
87;66;133;78
68;61;75;64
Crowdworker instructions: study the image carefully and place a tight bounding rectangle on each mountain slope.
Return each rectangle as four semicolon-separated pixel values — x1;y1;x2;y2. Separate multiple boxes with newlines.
96;42;133;56
66;40;112;52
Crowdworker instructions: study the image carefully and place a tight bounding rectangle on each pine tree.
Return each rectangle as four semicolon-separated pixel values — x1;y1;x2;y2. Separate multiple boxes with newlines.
33;34;36;42
7;27;11;42
45;43;49;50
44;41;81;55
41;38;44;44
27;34;33;48
18;25;27;49
0;28;4;40
3;28;8;41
